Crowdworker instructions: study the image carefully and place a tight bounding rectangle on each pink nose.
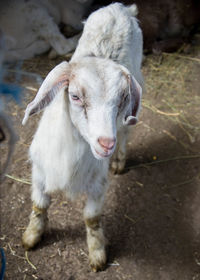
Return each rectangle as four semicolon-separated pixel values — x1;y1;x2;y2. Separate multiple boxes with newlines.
98;137;116;150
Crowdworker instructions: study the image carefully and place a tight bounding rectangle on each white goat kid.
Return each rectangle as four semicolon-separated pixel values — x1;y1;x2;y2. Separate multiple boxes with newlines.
22;3;143;271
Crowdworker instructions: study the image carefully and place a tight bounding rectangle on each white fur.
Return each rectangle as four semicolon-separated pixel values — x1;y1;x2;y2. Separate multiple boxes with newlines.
0;0;92;62
72;3;143;85
23;3;143;270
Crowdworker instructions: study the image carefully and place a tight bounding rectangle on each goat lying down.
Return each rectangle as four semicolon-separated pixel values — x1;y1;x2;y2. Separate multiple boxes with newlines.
22;3;143;271
0;0;92;62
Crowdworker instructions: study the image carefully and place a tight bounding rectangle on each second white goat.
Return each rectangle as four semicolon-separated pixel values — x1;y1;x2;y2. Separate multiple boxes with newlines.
22;3;143;272
0;0;93;62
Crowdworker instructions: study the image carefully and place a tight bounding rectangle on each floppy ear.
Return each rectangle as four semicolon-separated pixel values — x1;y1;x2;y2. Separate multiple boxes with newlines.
22;61;70;125
123;74;142;126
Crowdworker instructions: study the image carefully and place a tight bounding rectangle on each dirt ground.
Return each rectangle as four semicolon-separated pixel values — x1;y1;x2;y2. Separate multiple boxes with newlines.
1;38;200;279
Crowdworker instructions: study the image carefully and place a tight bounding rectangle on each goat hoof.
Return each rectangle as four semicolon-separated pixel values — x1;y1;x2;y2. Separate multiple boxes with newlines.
22;211;47;250
22;229;42;250
110;159;125;174
89;248;107;272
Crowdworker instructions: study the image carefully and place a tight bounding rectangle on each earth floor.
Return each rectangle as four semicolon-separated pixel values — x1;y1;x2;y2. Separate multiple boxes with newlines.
1;41;200;279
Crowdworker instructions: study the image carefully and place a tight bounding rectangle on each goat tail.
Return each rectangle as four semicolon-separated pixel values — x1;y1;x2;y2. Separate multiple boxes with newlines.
127;4;138;17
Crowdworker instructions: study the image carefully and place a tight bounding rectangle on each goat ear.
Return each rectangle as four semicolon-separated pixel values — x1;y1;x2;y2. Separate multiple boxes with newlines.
123;74;142;126
22;61;70;125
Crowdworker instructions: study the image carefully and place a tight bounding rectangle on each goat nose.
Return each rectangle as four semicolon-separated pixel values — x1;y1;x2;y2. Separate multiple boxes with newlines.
98;137;116;150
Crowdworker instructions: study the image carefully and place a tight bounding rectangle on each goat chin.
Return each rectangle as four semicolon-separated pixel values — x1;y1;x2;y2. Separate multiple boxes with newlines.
91;146;115;160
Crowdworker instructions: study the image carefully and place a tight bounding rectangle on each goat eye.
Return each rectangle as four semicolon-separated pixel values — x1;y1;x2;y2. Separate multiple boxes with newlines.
71;94;80;101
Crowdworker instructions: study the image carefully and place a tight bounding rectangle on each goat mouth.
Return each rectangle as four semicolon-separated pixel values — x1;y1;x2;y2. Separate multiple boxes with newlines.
94;148;113;158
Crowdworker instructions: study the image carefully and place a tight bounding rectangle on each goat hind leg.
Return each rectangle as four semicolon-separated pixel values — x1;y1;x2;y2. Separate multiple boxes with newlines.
111;126;128;174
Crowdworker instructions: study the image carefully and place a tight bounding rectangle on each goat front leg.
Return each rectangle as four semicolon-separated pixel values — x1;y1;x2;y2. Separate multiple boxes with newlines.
84;195;107;272
111;126;128;174
22;166;50;250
